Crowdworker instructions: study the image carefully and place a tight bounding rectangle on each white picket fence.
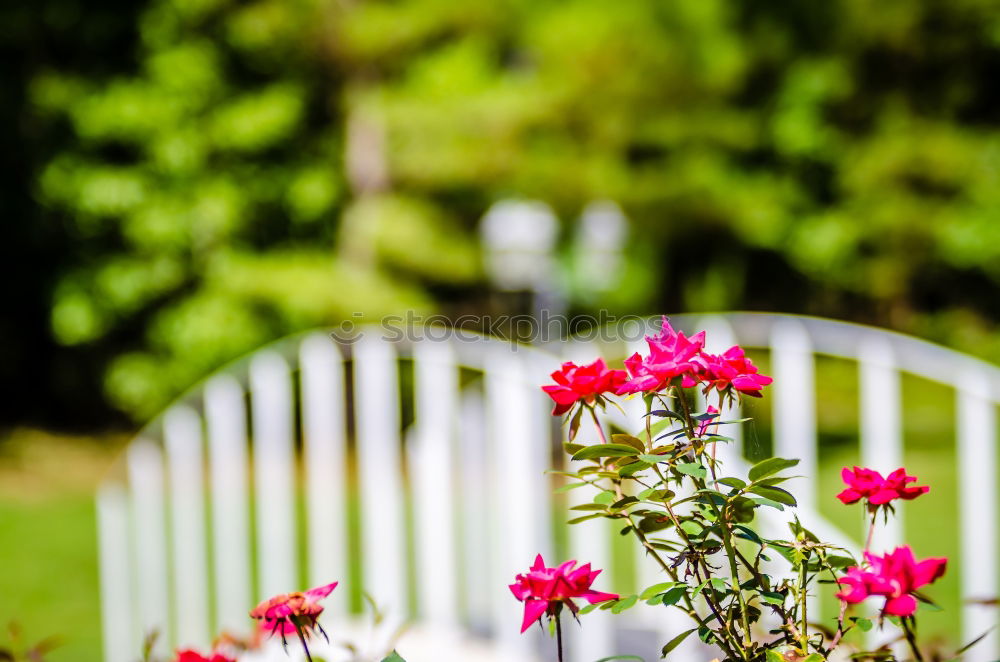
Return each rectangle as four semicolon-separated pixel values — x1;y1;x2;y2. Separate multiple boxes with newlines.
96;313;1000;662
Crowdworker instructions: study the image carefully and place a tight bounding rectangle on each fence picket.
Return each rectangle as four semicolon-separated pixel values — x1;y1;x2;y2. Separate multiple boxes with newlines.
250;352;297;599
127;439;171;653
204;375;252;634
353;334;407;619
411;339;460;628
956;369;999;662
97;484;134;662
164;406;210;648
485;345;539;656
457;391;492;628
299;334;348;613
858;336;904;551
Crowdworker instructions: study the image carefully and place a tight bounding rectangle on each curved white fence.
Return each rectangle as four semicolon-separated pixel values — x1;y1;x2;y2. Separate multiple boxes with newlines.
96;313;999;662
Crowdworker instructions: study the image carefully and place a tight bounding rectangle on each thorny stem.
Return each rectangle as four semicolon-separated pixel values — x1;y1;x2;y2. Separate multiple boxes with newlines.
828;599;848;650
902;617;925;662
676;391;752;655
798;560;809;654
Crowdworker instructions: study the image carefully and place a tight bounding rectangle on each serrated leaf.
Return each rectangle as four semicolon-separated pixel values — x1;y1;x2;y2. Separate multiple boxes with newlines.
759;591;785;605
659;586;687;606
572;444;640;461
748;457;800;482
676;462;707;479
660;628;696;657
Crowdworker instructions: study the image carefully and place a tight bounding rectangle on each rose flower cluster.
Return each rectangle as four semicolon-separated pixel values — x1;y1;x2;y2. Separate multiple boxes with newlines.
542;316;772;416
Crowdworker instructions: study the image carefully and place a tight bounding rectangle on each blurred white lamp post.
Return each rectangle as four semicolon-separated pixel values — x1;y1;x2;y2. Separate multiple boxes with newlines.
480;199;564;324
572;200;629;301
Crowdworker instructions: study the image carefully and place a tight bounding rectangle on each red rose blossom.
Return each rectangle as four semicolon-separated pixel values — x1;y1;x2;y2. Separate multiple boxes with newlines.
836;546;946;616
509;554;618;633
837;467;929;506
176;650;235;662
542;358;627;415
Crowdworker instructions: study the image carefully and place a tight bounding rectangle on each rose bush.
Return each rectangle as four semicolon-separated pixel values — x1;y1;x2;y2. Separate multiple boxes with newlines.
529;316;957;662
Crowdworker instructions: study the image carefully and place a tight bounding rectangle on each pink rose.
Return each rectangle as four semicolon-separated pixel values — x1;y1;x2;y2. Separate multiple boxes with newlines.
837;467;929;506
836;546;946;617
249;581;338;639
616;317;706;394
695;345;773;397
509;554;618;633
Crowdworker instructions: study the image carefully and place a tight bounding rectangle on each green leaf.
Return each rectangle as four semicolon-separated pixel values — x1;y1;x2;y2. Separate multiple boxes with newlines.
854;617;873;632
572;444;641;461
802;655;825;662
619;461;652;476
568;406;584;441
610;594;638;613
759;591;785;605
611;496;640;510
733;524;763;544
640;582;680;600
751;496;785;510
554;481;589;493
594;490;617;505
594;657;644;662
564;441;586;455
765;651;784;662
638;453;668;463
612;433;646;452
659;586;687;606
579;603;600;615
729;495;757;524
676;462;707;479
718;477;747;489
381;652;406;662
748;457;800;482
679;520;704;537
660;628;696;657
568;513;605;524
748;484;798;506
570;503;610;511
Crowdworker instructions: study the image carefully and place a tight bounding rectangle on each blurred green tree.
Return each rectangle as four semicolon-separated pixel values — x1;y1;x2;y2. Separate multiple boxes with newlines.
30;0;1000;420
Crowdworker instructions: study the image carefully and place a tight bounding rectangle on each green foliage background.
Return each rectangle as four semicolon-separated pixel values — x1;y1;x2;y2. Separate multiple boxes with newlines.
9;0;1000;423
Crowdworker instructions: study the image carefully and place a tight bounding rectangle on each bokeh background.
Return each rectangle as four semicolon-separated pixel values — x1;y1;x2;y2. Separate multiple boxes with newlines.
2;0;1000;658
